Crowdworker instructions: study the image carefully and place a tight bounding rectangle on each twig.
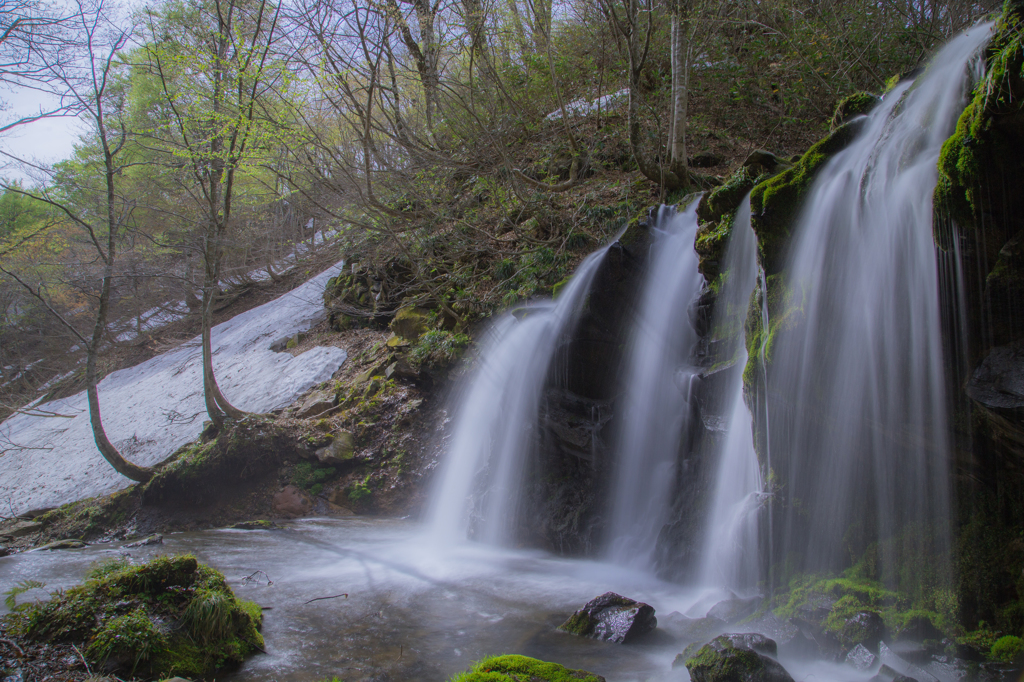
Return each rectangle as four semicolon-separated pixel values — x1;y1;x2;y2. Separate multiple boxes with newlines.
0;637;26;658
303;593;348;605
71;642;91;674
241;570;273;586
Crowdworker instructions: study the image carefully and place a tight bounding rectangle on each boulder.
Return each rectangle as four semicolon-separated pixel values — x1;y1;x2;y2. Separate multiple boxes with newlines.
122;534;163;548
295;389;337;418
272;485;310;517
967;343;1024;410
315;431;355;465
870;664;920;682
708;596;762;623
847;643;878;670
2;520;43;538
558;592;657;644
449;654;606;682
782;617;842;661
684;633;795;682
390;306;430;341
840;611;887;652
877;642;938;682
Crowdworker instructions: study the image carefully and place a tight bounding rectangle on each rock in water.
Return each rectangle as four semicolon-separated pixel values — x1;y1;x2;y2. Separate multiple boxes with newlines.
847;643;878;670
840;611;887;652
558;592;657;643
122;534;163;548
684;633;795;682
450;654;605;681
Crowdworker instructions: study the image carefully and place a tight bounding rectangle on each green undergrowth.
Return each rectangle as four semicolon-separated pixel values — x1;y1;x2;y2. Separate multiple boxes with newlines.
448;654;605;682
3;554;263;680
410;329;471;368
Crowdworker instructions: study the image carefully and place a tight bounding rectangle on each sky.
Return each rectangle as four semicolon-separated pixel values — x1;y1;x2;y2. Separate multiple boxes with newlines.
0;84;84;184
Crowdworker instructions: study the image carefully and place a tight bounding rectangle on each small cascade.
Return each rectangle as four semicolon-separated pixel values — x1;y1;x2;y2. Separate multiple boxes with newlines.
766;25;991;585
604;203;704;569
697;197;762;592
427;246;612;545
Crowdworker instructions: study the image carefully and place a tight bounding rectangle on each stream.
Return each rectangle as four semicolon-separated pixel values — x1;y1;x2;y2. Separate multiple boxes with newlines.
0;517;883;682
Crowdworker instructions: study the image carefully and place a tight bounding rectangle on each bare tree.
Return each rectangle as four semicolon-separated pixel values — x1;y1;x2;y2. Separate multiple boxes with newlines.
0;0;153;482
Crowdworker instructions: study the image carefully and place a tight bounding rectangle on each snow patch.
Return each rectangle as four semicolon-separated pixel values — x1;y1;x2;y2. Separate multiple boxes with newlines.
0;263;348;515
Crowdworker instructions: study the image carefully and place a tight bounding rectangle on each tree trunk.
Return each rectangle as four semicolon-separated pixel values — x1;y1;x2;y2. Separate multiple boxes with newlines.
669;4;690;182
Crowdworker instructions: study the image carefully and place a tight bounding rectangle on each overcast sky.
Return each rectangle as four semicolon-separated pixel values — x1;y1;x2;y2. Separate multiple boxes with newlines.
1;83;85;184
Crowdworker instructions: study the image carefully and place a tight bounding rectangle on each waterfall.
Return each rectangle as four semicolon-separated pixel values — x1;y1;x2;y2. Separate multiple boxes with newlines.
697;197;762;592
426;246;612;545
765;25;991;586
604;203;704;569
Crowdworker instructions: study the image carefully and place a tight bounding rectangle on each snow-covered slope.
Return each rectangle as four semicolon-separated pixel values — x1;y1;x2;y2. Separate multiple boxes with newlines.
0;264;348;515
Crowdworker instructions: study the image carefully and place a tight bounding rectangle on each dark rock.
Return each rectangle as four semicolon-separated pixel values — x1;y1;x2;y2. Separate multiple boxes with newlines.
685;633;795;682
894;616;943;644
846;643;878;670
558;592;657;643
716;633;778;656
831;92;880;130
967;342;1024;410
782;617;842;661
0;546;11;557
390;306;430;341
31;539;86;551
16;507;55;520
691;152;724;168
708;596;762;623
840;611;887;652
122;534;162;548
870;664;919;682
272;485;310;517
2;520;43;538
743;150;787;175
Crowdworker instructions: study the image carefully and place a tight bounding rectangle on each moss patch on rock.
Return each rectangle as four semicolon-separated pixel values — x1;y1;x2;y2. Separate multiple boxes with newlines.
749;117;866;275
830;92;879;130
3;555;263;679
448;654;605;682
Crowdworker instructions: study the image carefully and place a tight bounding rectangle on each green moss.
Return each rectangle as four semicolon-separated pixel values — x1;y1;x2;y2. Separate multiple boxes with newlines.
6;555;263;680
551;276;570;298
831;91;879;130
685;639;764;681
448;654;605;682
750;118;865;274
557;610;594;636
991;635;1024;663
410;329;470;368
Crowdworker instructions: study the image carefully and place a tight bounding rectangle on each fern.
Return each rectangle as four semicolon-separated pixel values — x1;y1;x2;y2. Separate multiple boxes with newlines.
3;579;46;611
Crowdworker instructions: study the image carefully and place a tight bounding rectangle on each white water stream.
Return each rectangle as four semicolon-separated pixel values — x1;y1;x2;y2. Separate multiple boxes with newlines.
766;24;991;581
427;247;612;545
604;203;704;569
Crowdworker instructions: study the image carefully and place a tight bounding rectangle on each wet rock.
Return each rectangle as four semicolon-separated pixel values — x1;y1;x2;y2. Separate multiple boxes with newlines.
31;539;86;551
684;633;794;682
231;520;279;530
878;642;938;682
968;342;1024;410
831;92;880;130
272;485;310;517
327;501;355;515
315;431;355;465
708;596;762;623
660;611;727;642
327;488;356;511
450;654;606;682
295;389;337;418
870;664;919;682
558;592;657;643
122;534;163;548
2;520;43;538
782;617;842;661
840;611;887;652
847;643;878;670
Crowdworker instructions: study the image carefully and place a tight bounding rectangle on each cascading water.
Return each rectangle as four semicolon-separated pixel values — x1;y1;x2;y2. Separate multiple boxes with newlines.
697;197;762;592
427;246;612;546
604;203;704;569
765;25;992;588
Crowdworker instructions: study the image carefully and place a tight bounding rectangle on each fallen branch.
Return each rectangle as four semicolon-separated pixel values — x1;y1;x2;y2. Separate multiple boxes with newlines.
303;593;348;605
0;637;26;658
240;570;274;587
71;643;91;674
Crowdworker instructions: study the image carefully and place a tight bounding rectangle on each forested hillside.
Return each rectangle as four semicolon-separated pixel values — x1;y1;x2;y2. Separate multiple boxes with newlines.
0;0;995;425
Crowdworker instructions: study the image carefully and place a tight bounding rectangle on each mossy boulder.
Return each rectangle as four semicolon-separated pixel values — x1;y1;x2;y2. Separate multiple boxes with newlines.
684;634;794;682
831;92;880;130
390;306;430;341
558;592;656;643
4;555;263;679
750;117;866;275
448;654;606;681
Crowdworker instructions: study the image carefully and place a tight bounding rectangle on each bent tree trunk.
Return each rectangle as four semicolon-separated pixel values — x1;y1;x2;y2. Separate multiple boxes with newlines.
200;244;246;429
86;269;153;483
